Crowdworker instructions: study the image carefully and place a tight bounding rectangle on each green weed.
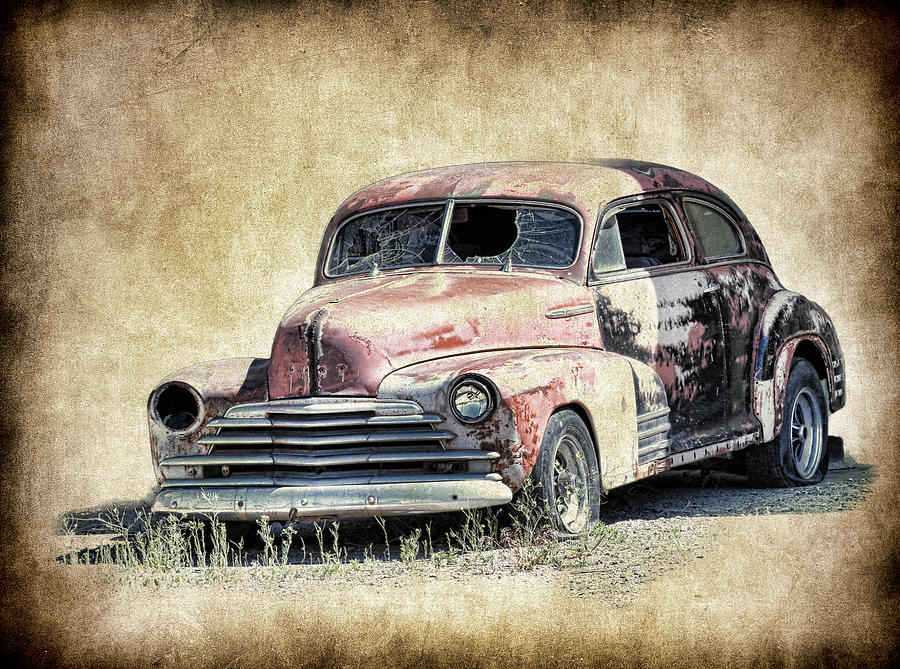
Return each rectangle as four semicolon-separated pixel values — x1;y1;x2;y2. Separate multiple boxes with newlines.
399;527;421;565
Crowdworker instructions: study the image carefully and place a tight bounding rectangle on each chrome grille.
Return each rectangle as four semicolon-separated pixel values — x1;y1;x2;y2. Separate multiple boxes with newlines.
159;398;501;488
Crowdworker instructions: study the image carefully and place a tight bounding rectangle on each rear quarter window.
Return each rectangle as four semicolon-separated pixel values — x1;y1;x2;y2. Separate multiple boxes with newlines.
682;198;744;259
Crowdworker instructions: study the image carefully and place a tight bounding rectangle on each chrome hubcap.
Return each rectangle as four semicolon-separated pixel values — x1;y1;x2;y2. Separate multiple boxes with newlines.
790;387;824;479
553;432;589;533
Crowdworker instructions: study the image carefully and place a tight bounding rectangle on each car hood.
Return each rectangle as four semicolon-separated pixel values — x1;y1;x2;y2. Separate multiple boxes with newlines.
268;270;601;398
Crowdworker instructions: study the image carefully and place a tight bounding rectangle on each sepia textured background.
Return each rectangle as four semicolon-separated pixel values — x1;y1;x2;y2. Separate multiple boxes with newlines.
1;0;898;665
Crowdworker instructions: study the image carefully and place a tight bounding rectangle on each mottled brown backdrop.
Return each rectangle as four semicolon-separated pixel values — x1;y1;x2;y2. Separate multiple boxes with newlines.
1;0;898;666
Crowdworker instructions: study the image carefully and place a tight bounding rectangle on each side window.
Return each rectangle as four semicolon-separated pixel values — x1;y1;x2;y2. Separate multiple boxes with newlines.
682;199;744;259
593;202;687;274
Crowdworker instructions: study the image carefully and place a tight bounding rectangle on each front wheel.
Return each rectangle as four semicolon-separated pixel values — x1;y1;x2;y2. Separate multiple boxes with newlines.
531;409;602;535
746;358;829;487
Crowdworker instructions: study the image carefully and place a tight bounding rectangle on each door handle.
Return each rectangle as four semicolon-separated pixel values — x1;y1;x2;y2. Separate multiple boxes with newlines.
703;283;721;294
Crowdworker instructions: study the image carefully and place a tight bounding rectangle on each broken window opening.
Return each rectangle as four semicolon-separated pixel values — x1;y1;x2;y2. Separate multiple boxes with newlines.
326;201;581;277
442;204;579;269
614;204;686;269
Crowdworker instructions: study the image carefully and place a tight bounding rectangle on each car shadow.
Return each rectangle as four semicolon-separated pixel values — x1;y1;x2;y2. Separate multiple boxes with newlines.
598;464;874;524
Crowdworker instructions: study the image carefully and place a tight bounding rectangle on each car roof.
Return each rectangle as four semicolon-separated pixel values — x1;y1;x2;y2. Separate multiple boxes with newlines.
330;160;741;225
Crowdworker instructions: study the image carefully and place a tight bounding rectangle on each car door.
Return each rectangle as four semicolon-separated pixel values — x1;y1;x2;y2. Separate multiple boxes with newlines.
677;195;781;440
589;195;729;454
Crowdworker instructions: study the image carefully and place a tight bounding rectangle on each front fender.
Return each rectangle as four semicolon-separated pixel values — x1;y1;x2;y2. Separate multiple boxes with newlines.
378;348;641;491
147;357;269;483
752;291;844;440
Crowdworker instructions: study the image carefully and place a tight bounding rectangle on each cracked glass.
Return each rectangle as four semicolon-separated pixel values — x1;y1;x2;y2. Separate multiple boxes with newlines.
327;205;445;277
442;204;580;268
326;202;581;277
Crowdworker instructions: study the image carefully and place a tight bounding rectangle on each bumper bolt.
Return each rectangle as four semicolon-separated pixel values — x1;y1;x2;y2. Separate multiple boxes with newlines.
367;495;376;504
300;498;308;506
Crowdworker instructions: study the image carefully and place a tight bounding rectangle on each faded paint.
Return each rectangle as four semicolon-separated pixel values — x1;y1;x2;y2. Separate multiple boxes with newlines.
756;333;834;441
592;268;729;451
268;271;601;400
704;261;782;438
754;378;776;441
751;289;845;439
626;359;668;417
316;161;746;286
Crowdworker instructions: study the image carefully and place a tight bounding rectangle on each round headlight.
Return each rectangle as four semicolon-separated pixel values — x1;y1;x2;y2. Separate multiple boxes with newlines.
449;376;494;424
152;382;202;432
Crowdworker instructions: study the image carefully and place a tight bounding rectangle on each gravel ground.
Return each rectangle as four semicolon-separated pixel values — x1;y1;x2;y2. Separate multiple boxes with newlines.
563;463;874;603
56;463;875;605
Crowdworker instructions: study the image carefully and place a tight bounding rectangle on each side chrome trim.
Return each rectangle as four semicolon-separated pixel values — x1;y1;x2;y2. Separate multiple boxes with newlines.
545;304;595;319
637;423;671;440
637;407;671;423
665;433;757;467
638;439;672;463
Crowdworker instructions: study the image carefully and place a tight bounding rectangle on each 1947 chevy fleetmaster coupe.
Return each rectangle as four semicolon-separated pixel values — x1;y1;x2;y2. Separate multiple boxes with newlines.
148;160;846;534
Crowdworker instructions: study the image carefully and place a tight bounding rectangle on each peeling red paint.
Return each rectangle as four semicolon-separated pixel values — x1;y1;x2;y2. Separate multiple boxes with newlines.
148;358;269;483
268;271;603;400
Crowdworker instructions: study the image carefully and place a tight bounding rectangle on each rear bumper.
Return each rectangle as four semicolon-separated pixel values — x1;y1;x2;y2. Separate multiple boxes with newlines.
152;476;513;521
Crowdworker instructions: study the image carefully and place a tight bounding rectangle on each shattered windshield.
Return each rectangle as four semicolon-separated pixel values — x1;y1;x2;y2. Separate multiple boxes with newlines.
326;201;581;277
326;206;445;277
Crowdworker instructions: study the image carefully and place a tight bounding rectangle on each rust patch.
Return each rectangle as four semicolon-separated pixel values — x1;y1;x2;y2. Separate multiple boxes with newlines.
149;358;269;484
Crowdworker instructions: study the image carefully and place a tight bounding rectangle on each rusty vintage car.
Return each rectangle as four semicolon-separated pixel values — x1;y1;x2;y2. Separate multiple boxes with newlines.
147;160;846;534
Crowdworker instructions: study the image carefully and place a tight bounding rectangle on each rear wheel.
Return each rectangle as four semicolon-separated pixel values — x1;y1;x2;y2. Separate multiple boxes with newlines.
746;359;829;487
531;409;602;535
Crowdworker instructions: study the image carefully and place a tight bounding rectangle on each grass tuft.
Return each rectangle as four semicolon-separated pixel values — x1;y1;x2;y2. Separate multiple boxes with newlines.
58;481;627;586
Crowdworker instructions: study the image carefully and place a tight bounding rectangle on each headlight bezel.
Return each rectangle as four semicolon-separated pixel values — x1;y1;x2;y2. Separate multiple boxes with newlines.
150;381;204;434
448;375;496;424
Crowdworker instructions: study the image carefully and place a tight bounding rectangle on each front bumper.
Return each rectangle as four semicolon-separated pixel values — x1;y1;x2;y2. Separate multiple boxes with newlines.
152;475;513;521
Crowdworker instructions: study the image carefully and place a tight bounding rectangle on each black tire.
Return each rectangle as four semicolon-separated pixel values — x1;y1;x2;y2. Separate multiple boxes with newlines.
746;358;829;487
531;409;602;535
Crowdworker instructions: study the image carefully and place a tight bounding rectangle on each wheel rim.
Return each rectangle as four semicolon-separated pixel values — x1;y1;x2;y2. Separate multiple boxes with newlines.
790;387;824;479
553;431;590;533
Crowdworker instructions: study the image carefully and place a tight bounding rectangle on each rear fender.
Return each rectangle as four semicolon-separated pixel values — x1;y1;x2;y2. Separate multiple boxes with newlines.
752;291;844;441
378;348;648;491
